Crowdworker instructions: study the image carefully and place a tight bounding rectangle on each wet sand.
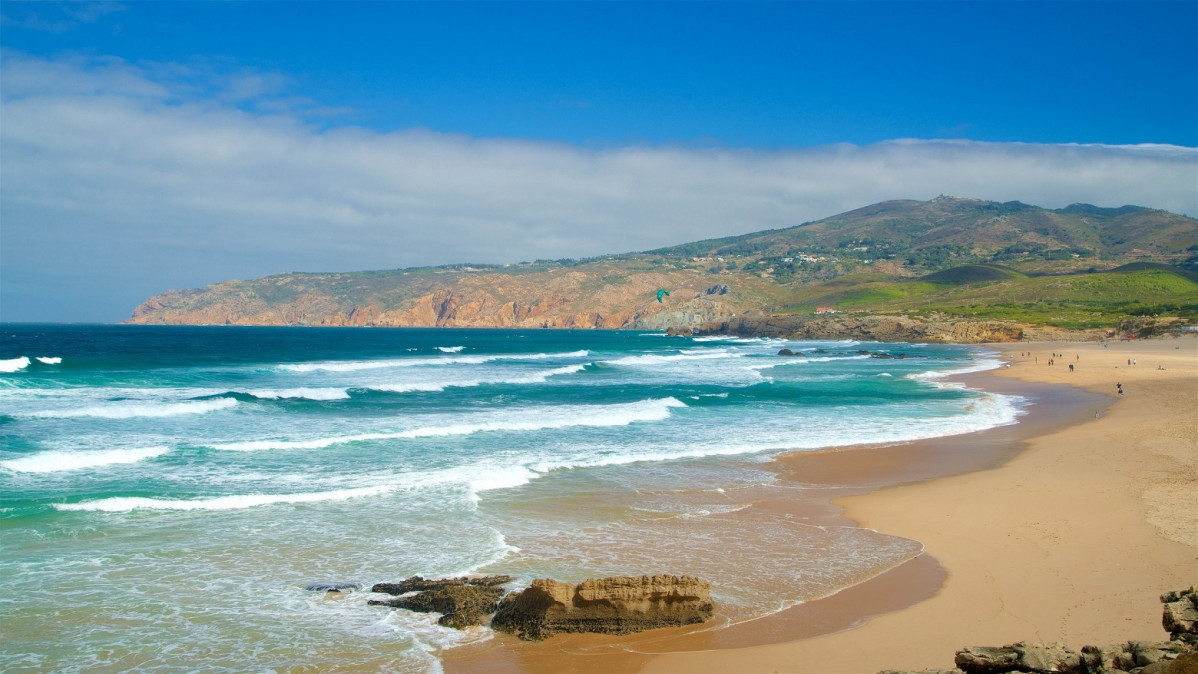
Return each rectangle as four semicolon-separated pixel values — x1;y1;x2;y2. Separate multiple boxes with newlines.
443;337;1197;673
643;336;1198;672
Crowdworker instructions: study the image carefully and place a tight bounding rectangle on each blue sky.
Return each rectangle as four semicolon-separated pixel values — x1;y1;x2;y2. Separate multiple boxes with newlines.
2;1;1196;322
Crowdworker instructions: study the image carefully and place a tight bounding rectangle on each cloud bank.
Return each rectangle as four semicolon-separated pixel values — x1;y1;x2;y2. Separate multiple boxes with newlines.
2;51;1195;322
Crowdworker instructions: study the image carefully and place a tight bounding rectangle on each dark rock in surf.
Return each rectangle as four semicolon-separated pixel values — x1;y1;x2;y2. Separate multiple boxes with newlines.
304;582;362;592
370;575;513;596
368;575;514;629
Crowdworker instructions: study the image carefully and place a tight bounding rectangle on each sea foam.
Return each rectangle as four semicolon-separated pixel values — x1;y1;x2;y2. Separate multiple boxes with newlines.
279;350;590;373
26;398;238;419
53;485;394;512
1;357;31;373
1;446;169;473
238;388;351;401
209;397;686;452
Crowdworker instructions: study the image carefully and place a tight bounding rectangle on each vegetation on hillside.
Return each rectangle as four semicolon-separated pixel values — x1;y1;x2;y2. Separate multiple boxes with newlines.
130;197;1198;332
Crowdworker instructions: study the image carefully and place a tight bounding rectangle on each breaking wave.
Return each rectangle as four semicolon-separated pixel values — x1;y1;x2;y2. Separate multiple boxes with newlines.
208;397;686;451
54;485;394;512
25;398;238;419
2;446;169;473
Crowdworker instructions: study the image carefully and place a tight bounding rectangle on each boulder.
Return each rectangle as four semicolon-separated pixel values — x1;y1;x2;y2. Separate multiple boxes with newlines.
491;574;713;641
955;642;1081;673
1162;587;1198;643
1140;650;1198;674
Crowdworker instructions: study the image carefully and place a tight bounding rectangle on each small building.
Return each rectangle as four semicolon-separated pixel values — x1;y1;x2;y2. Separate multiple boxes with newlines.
815;307;837;314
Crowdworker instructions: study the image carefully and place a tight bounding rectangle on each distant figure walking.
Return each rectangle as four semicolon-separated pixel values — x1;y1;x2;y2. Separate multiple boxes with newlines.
1117;383;1123;396
1069;363;1074;372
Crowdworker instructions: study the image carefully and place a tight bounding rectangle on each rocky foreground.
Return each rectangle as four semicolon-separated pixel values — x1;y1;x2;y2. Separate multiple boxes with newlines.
881;586;1197;674
348;576;1196;671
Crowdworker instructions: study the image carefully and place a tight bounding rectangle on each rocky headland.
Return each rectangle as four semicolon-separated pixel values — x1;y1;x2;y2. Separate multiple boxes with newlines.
124;198;1197;339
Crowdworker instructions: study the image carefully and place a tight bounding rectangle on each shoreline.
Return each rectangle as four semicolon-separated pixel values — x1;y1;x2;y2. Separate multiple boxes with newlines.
443;336;1197;673
640;336;1197;672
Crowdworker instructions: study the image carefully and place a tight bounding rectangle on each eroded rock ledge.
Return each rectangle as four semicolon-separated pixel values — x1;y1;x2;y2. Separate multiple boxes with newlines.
363;573;714;640
490;574;714;640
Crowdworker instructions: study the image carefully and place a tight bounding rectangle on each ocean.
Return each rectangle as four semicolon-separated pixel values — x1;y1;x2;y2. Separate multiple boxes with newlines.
0;325;1023;672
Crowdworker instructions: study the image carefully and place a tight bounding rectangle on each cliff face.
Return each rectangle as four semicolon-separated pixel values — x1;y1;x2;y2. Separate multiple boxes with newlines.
127;265;753;330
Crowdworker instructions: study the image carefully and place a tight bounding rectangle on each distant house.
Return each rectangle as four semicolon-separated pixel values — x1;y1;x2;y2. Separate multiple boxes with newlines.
815;307;837;314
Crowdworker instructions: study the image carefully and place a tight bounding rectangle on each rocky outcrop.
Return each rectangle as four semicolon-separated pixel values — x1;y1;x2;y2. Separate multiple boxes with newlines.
880;587;1198;674
1162;586;1198;644
696;314;1024;344
490;574;714;640
367;576;513;629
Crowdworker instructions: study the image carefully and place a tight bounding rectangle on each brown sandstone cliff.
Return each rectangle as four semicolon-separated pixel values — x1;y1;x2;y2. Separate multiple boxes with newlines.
490;574;714;640
127;265;755;330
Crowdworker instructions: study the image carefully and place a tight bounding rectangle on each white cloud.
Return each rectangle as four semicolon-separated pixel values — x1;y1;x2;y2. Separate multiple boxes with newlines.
2;51;1195;321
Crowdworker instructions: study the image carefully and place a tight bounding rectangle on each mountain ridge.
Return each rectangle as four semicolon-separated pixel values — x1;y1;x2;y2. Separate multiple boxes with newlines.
127;197;1198;338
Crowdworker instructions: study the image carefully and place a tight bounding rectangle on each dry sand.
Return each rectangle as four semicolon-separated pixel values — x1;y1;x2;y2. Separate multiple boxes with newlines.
444;336;1197;674
643;336;1197;673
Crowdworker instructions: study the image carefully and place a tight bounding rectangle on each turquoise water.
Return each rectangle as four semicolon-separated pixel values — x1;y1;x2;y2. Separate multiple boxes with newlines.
1;326;1022;672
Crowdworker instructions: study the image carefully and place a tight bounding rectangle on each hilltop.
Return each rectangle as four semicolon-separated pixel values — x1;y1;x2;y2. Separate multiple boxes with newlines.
127;197;1198;340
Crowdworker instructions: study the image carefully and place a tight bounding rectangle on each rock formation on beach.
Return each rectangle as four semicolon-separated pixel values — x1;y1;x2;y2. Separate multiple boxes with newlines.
363;573;715;639
880;586;1198;674
490;574;714;641
367;575;514;629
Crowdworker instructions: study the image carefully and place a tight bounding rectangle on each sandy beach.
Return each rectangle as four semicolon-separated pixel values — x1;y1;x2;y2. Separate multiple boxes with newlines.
642;336;1197;673
444;336;1197;674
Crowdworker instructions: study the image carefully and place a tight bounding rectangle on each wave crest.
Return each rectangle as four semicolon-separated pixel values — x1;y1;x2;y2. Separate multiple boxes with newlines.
2;446;169;473
54;485;394;512
1;357;31;373
26;398;237;419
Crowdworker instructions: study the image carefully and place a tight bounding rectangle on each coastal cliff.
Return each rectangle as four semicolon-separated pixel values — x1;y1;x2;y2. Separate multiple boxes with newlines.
127;264;754;330
126;197;1198;334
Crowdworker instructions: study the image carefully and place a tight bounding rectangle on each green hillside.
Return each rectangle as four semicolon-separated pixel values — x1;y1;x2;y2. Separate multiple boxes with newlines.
130;197;1198;334
646;195;1196;275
